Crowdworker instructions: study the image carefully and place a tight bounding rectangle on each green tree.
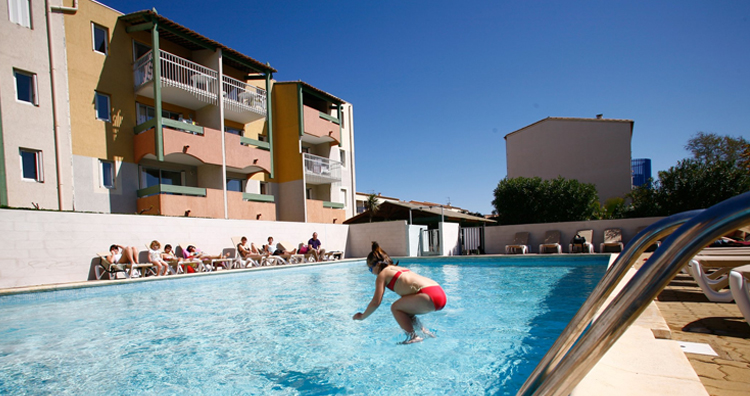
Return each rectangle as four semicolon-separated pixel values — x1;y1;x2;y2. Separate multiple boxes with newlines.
364;193;380;222
492;176;598;225
685;132;748;166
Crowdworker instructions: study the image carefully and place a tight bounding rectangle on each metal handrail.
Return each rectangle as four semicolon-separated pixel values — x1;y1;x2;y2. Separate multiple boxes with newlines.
517;209;702;396
524;191;750;396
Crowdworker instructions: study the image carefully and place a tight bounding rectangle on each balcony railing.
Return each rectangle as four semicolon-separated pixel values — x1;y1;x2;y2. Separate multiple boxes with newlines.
223;75;267;116
303;153;341;184
134;50;219;106
136;184;206;198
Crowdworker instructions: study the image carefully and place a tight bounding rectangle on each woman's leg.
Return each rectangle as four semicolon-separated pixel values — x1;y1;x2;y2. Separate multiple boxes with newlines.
391;294;435;343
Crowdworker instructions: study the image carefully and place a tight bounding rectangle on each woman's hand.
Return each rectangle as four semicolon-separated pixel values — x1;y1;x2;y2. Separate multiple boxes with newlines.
352;312;365;320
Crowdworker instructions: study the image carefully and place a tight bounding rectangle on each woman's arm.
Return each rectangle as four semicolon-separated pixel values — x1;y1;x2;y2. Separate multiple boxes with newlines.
353;273;387;320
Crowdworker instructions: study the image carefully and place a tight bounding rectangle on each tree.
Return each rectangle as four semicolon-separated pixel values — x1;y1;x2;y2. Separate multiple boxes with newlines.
685;132;749;166
492;176;599;225
364;194;379;222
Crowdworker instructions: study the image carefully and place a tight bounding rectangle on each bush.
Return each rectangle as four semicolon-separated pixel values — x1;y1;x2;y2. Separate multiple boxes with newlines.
492;176;599;225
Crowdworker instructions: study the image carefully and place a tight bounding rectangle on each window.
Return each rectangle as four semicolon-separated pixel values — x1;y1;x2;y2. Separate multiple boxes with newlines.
341;188;348;208
136;103;181;125
259;181;269;195
257;134;267;142
20;148;42;182
340;148;346;167
95;92;110;121
226;178;244;192
306;188;313;199
141;168;183;188
92;23;108;55
100;160;115;188
14;69;37;105
133;40;150;61
8;0;31;28
224;126;242;136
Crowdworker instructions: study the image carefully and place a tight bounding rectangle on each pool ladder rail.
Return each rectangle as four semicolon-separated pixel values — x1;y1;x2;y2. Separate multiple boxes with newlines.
517;191;750;396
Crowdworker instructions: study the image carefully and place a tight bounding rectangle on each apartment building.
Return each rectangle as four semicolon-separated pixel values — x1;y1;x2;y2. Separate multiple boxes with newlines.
272;82;356;224
0;0;74;210
0;0;356;223
505;116;634;203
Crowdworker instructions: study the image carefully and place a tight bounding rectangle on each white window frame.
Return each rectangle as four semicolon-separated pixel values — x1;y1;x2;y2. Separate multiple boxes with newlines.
8;0;31;28
341;188;348;209
95;91;111;121
92;23;108;55
100;159;115;189
20;148;43;182
14;69;38;105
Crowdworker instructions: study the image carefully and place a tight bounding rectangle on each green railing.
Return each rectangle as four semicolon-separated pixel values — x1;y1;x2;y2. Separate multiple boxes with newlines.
242;193;275;203
239;137;270;151
323;201;344;209
318;112;340;125
134;118;204;135
137;184;207;198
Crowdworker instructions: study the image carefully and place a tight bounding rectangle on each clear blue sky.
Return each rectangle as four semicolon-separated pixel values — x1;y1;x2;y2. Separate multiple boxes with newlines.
103;0;749;214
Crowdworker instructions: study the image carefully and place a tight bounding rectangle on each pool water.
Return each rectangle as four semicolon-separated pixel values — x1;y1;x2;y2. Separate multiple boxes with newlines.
0;257;607;395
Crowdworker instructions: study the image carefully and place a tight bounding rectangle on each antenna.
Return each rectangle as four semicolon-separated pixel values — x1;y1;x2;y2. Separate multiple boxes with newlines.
447;197;451;206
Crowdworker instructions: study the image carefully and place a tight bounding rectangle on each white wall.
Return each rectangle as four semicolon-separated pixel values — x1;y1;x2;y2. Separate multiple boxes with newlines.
346;221;408;258
0;209;349;289
407;224;426;256
484;217;665;254
440;222;461;256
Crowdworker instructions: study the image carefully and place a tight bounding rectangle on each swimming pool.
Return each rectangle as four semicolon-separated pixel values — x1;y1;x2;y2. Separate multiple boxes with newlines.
0;256;607;395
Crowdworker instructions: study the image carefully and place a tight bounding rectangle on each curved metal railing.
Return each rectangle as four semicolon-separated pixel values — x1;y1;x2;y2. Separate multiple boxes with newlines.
518;191;750;396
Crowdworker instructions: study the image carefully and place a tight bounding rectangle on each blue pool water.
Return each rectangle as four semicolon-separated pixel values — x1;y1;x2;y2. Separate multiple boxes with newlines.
0;256;607;395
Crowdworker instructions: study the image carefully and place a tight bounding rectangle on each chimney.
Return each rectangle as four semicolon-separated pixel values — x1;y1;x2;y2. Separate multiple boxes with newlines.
596;114;603;119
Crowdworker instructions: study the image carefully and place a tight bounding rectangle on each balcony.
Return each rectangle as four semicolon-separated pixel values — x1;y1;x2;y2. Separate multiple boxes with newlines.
303;105;340;144
306;199;345;224
134;50;267;122
225;133;271;174
134;122;223;166
136;186;277;220
303;153;341;185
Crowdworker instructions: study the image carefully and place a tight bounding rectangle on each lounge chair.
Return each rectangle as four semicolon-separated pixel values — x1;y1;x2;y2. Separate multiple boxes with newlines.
230;236;264;268
277;241;304;264
600;228;624;253
95;252;153;279
568;229;594;253
539;230;562;254
505;232;530;254
324;250;344;261
177;242;209;273
687;255;750;302
729;265;750;326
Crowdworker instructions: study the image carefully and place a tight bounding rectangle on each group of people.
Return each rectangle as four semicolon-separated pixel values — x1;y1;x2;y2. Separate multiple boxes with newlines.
105;232;330;276
236;233;328;264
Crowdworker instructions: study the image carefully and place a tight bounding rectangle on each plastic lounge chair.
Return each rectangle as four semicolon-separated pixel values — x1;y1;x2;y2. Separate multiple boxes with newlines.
687;255;750;302
568;229;594;253
505;232;530;254
178;242;208;273
539;230;562;254
729;265;750;326
95;252;153;279
230;236;263;268
324;251;344;261
278;241;304;264
600;228;624;253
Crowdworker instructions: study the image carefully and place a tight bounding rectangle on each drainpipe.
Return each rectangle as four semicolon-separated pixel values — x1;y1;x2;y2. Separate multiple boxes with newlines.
151;20;163;162
46;0;78;210
265;72;273;179
218;49;227;219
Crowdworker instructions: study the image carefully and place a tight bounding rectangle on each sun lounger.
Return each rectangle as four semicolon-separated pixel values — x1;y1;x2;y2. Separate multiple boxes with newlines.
600;228;624;253
230;236;264;268
568;229;594;253
278;241;305;264
95;252;153;279
506;232;530;254
687;255;750;302
324;251;344;261
539;230;562;254
729;265;750;326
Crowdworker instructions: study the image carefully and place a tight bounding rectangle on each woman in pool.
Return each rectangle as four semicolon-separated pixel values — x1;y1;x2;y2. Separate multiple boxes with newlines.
352;242;447;344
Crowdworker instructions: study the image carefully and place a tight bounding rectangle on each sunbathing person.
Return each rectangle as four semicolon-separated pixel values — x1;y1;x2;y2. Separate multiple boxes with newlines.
353;242;447;344
161;244;182;274
237;236;264;267
185;245;230;270
265;236;296;261
105;244;140;277
147;240;169;276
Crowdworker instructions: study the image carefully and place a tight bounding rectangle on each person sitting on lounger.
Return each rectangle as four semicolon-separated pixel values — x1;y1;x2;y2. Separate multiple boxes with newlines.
352;242;447;344
185;245;229;269
237;236;264;267
106;244;139;268
147;240;169;276
265;236;296;257
307;232;326;261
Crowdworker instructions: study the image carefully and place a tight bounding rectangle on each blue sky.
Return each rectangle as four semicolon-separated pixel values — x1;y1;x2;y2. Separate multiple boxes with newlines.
103;0;750;214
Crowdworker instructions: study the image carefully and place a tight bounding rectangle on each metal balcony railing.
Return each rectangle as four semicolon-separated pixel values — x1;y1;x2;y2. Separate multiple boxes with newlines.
133;50;219;106
222;75;267;116
303;153;341;184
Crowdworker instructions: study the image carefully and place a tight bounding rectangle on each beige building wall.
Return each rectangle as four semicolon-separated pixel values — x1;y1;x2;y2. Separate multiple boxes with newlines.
505;117;633;203
0;0;73;210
